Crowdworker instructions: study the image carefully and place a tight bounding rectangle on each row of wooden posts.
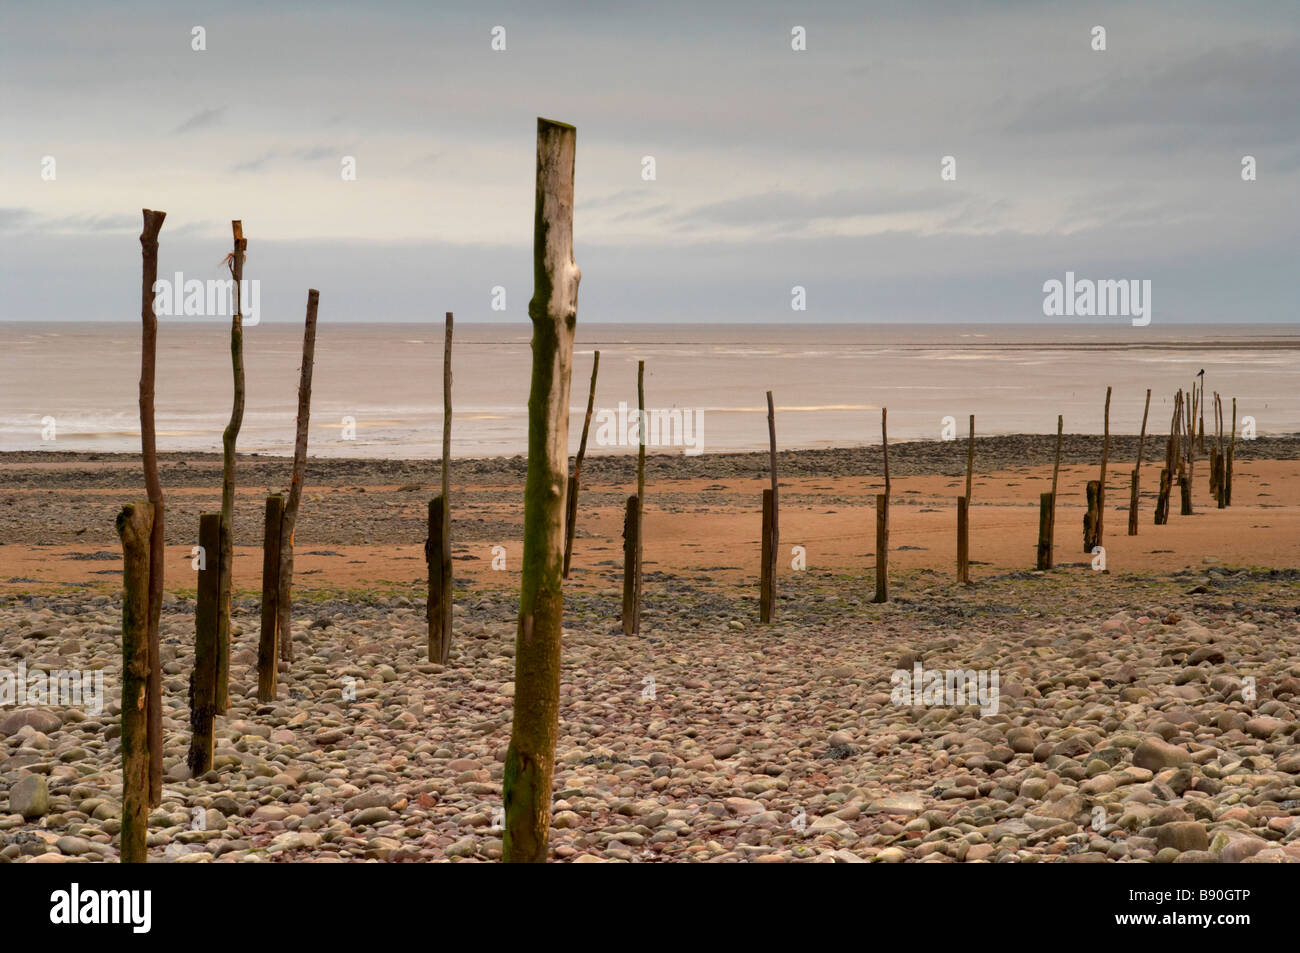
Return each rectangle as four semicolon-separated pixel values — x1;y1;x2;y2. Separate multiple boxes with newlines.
113;120;1245;863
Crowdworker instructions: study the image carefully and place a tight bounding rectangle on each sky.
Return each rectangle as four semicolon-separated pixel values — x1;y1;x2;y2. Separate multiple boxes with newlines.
1;0;1297;323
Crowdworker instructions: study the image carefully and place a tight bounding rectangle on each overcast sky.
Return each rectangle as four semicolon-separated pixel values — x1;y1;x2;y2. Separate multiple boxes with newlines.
2;0;1297;323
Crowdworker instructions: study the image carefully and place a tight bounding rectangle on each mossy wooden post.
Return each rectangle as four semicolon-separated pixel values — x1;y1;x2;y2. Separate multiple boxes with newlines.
256;494;282;702
873;408;890;603
277;289;319;664
116;501;153;864
760;489;774;622
563;350;600;578
1048;415;1062;568
1128;388;1150;536
188;513;221;777
428;312;453;664
503;117;580;865
217;220;247;714
1036;492;1052;571
621;495;638;633
765;390;778;618
138;208;166;807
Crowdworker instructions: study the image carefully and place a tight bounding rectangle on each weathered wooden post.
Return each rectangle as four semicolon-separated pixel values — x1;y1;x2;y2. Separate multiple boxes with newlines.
957;414;973;584
632;359;646;634
503;118;580;864
621;495;638;634
188;513;221;776
765;390;778;619
1128;388;1151;535
276;289;319;664
1036;492;1053;570
1156;392;1179;525
1227;397;1236;505
760;488;774;622
138;208;166;807
428;311;454;664
1048;414;1062;568
217;220;247;715
1084;480;1102;551
563;350;600;578
116;501;153;863
873;408;890;603
256;494;282;701
1096;386;1111;541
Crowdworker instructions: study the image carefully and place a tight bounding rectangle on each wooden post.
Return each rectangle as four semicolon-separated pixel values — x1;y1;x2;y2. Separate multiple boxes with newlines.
276;290;318;663
1128;388;1150;535
1048;415;1062;568
1156;393;1178;524
1155;468;1171;525
965;414;974;502
217;220;247;715
503;117;580;864
1227;397;1236;506
766;390;778;619
957;495;970;584
1036;492;1053;571
621;495;639;633
428;312;453;663
188;513;221;777
633;359;646;634
563;350;600;578
1097;386;1111;542
256;494;282;702
138;208;166;807
427;495;448;662
116;501;153;864
760;489;774;623
1084;480;1102;551
873;408;889;604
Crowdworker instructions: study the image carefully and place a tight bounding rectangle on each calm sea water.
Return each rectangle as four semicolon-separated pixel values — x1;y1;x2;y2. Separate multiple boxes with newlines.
2;323;1296;458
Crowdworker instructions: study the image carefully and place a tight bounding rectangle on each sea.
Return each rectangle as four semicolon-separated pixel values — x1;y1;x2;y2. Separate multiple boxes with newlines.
2;322;1296;458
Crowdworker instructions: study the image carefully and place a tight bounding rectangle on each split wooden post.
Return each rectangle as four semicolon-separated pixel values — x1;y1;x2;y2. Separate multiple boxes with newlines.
116;501;153;864
276;289;319;664
760;489;774;623
873;408;890;603
256;494;282;702
1128;388;1151;535
765;390;778;619
563;350;600;578
1047;415;1062;568
503;118;581;864
1036;492;1053;571
187;513;221;777
621;495;639;634
138;208;166;807
428;312;453;664
217;220;247;715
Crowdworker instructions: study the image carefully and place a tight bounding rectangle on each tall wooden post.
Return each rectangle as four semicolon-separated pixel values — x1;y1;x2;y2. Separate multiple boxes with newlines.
138;208;166;807
428;312;453;663
503;118;580;864
633;359;646;633
958;414;973;585
116;501;153;863
1048;414;1062;568
188;513;221;776
765;390;778;619
760;489;774;623
277;289;319;663
1096;386;1111;542
1227;397;1236;506
873;408;890;603
563;350;600;578
256;494;282;702
217;220;247;715
1128;388;1150;535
